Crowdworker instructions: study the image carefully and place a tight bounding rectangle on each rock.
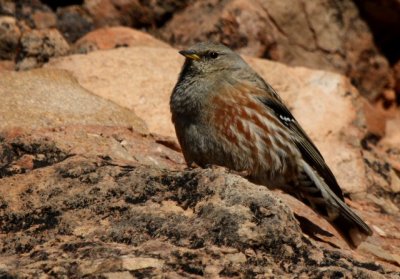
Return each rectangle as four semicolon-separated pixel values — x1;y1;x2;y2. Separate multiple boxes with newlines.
46;46;367;193
0;60;15;71
46;47;182;138
73;26;170;54
103;272;134;279
161;0;392;100
83;0;144;27
83;0;189;28
31;10;57;29
0;68;147;133
363;98;397;137
0;126;398;277
121;257;164;270
83;0;128;26
394;61;400;102
56;5;94;43
39;0;85;10
143;0;191;27
9;0;54;28
360;243;400;267
380;110;400;150
16;28;70;70
0;16;21;60
0;0;16;15
353;0;400;65
0;125;182;177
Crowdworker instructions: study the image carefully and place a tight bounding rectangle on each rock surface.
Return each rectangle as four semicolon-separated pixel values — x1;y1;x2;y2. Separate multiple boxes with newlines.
46;47;182;138
31;9;57;29
56;5;94;43
0;59;14;71
394;61;400;103
73;26;170;54
0;125;398;278
0;16;20;60
46;46;367;194
83;0;190;28
0;68;146;133
16;28;70;70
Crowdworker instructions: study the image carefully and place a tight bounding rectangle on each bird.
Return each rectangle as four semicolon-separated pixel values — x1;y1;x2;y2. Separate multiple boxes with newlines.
170;42;372;248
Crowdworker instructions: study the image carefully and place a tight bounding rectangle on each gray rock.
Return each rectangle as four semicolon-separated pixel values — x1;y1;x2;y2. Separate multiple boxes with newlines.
0;16;20;60
16;28;70;70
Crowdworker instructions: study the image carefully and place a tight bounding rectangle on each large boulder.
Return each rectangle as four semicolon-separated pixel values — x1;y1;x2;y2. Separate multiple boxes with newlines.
0;68;147;133
46;47;182;138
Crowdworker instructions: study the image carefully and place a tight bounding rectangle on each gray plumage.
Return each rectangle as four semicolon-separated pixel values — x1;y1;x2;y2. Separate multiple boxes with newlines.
170;42;372;248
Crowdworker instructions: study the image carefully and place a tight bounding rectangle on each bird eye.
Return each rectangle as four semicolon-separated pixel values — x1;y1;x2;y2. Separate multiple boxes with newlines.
209;52;219;59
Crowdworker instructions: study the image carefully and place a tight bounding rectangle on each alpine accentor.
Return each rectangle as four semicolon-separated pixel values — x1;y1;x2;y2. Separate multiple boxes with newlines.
170;42;372;248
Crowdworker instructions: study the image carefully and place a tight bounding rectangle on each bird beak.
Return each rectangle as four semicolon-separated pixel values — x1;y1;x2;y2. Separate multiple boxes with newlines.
179;50;201;61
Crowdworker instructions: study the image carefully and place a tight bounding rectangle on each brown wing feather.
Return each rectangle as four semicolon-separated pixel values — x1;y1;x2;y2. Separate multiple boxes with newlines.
255;91;345;201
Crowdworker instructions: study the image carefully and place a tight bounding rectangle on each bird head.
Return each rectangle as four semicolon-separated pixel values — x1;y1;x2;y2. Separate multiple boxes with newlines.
178;42;248;75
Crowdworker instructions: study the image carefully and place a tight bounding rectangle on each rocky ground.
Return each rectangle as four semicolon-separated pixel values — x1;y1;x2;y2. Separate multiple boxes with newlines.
1;0;400;278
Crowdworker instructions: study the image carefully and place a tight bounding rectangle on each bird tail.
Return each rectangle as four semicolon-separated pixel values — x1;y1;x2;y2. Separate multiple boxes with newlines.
298;161;372;248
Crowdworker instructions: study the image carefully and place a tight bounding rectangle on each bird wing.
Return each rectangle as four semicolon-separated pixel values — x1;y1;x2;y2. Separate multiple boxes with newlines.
256;94;345;201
